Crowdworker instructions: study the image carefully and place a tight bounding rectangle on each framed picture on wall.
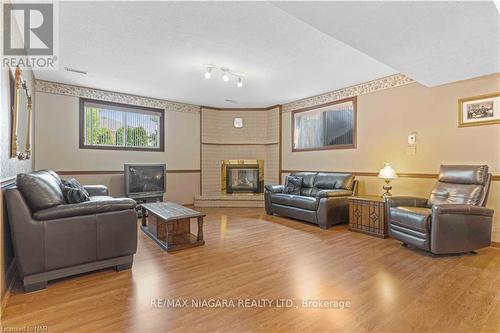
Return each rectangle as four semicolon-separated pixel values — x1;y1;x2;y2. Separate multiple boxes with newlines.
292;96;357;152
458;93;500;127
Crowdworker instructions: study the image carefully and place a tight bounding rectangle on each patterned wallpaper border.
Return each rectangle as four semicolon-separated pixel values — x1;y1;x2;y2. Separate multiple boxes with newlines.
282;73;415;113
35;80;200;114
36;74;414;115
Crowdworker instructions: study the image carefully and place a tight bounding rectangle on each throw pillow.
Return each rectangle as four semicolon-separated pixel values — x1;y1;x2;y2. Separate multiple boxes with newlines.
284;175;303;195
61;185;90;204
62;178;90;196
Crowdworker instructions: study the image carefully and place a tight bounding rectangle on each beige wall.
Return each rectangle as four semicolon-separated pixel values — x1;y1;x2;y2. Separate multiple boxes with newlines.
0;32;36;312
201;107;280;194
34;91;201;204
202;108;279;144
282;73;500;241
67;173;199;205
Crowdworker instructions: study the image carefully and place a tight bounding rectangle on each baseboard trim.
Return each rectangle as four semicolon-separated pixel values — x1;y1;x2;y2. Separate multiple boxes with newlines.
491;241;500;248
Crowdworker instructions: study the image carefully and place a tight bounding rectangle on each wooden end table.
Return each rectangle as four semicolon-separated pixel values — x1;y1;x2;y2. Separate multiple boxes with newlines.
140;202;205;252
348;195;388;238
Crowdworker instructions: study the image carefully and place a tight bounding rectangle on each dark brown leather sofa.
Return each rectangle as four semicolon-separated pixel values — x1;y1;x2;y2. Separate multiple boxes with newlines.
5;170;138;292
264;172;358;229
386;165;493;255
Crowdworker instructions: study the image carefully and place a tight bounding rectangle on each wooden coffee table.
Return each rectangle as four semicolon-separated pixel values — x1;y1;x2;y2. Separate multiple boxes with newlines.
140;202;205;252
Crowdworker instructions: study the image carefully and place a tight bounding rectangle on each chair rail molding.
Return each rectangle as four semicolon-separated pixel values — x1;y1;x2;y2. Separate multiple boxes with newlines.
280;170;500;181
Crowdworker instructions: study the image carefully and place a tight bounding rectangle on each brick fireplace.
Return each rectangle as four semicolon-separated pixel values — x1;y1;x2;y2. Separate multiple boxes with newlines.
195;106;280;207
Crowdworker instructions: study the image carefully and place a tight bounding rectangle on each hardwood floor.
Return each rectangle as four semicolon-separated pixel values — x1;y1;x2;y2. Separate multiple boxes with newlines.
1;208;499;333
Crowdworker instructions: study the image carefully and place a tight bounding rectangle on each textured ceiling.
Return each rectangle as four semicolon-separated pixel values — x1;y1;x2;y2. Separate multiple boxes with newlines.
33;1;396;107
32;1;499;107
274;1;500;87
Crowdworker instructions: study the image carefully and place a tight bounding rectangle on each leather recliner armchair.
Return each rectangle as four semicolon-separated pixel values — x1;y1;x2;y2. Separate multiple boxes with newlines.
386;165;493;255
5;170;138;292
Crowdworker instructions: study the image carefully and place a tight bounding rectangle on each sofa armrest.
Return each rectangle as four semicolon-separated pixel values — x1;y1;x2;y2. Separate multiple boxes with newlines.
430;204;493;254
385;196;428;208
5;188;45;277
83;185;109;196
432;204;494;217
264;185;284;193
33;198;136;220
316;190;353;198
317;196;350;229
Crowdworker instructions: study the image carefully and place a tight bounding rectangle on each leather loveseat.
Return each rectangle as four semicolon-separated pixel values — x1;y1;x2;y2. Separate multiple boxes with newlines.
386;165;493;255
5;170;138;292
264;172;358;229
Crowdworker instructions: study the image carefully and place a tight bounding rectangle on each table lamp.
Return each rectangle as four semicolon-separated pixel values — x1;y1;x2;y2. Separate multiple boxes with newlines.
378;163;397;197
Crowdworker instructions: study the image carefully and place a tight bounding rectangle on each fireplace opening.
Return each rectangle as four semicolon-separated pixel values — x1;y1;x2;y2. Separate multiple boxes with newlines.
226;165;260;193
221;160;264;194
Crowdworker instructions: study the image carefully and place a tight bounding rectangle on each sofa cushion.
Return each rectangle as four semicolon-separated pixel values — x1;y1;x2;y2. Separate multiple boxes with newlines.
270;193;293;207
290;196;318;211
438;165;488;185
284;176;303;195
314;173;354;190
428;182;483;206
270;194;318;211
291;172;317;196
16;170;65;211
389;206;432;233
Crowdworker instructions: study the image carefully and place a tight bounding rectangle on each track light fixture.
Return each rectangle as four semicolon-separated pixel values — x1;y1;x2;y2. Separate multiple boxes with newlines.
203;65;244;88
204;68;212;79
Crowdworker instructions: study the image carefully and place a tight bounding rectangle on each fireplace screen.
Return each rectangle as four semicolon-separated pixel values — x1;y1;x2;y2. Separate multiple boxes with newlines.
226;166;260;193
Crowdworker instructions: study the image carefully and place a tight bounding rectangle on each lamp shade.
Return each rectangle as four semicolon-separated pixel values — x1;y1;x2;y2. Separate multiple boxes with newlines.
378;163;397;179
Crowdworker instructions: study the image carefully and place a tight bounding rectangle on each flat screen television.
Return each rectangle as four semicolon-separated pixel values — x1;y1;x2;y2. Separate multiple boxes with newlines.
124;163;166;198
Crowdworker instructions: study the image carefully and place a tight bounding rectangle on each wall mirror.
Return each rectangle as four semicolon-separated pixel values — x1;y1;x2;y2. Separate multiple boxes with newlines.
10;66;32;160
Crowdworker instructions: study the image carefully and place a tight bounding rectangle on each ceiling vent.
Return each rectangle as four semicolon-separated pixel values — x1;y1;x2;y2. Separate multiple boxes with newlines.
64;67;87;75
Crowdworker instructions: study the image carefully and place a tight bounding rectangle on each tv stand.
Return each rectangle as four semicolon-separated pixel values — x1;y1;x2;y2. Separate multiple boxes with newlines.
127;193;164;217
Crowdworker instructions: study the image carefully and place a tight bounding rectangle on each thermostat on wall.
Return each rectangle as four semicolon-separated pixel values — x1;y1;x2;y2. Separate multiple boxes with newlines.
408;132;417;145
234;117;243;128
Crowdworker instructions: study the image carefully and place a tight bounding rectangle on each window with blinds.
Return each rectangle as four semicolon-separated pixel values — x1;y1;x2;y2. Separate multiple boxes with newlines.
292;97;356;151
79;98;164;151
